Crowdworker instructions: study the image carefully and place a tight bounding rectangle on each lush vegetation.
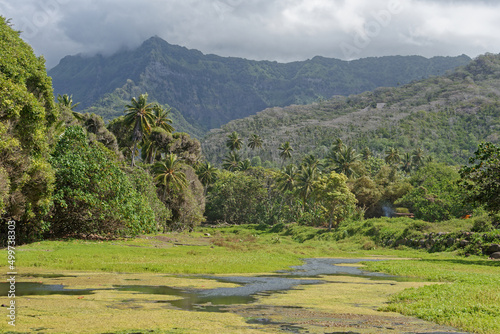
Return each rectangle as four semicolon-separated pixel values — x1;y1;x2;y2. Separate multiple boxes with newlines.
1;16;499;243
0;18;201;241
1;17;499;334
49;36;470;133
3;222;499;333
202;53;500;166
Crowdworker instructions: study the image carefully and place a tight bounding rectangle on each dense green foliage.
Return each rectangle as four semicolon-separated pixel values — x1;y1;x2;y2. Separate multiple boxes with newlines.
0;20;206;241
49;36;470;133
459;142;500;215
0;17;57;240
205;170;269;225
202;54;500;166
49;126;157;236
1;16;498;250
396;163;469;221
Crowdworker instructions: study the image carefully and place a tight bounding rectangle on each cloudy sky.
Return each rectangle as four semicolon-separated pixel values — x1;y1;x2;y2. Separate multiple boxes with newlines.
1;0;499;69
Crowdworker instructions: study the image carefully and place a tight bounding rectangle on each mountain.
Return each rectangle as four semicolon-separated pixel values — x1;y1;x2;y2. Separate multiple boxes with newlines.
49;36;471;135
201;53;500;166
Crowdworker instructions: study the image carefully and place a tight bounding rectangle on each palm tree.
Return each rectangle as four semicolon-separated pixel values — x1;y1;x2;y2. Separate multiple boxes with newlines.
412;148;425;169
195;161;218;194
152;104;174;133
301;154;322;170
276;164;297;192
401;152;412;175
124;94;155;166
278;141;294;166
153;153;188;201
295;165;318;210
226;132;243;151
57;94;80;110
332;138;344;152
57;94;82;120
222;151;241;171
247;134;263;150
385;147;400;166
238;159;251;171
329;145;359;178
361;147;373;160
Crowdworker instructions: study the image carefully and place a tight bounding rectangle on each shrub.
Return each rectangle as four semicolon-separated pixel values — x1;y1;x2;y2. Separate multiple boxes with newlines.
471;215;493;232
49;126;157;237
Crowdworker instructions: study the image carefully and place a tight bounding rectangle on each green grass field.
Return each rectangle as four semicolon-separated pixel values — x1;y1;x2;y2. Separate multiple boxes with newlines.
1;219;499;333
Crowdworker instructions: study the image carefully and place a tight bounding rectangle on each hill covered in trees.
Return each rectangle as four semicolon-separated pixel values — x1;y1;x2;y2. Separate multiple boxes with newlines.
48;36;471;135
202;53;500;166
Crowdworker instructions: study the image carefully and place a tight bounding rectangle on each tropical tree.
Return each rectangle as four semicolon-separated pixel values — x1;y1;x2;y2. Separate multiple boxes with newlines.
361;147;373;160
124;94;155;166
57;93;80;110
295;164;318;209
350;176;382;218
401;152;413;175
313;172;357;230
329;145;359;178
276;164;297;192
50;126;157;236
385;147;400;166
222;151;241;171
279;141;294;165
153;153;188;200
226;131;243;151
412;148;425;169
459;142;500;214
152;104;174;133
57;94;83;120
332;138;344;152
205;171;267;225
146;127;173;163
302;154;322;170
195;161;219;193
238;159;252;171
247;134;263;150
397;163;468;221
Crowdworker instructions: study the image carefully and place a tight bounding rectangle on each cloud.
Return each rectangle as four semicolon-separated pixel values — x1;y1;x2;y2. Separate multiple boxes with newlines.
1;0;500;69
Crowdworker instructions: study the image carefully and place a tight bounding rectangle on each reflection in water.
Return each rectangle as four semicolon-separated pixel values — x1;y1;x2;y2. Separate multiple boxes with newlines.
1;259;384;308
0;282;96;296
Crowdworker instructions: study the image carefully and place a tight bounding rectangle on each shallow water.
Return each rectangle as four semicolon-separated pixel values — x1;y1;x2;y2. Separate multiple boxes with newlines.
2;258;469;333
1;258;368;307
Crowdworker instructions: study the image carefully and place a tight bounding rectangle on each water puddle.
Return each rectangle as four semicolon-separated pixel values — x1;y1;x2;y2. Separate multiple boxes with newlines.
0;282;95;296
2;259;365;306
3;259;468;333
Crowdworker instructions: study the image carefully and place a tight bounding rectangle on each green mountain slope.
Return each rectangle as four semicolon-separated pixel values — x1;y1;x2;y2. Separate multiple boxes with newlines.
49;36;470;134
202;53;500;165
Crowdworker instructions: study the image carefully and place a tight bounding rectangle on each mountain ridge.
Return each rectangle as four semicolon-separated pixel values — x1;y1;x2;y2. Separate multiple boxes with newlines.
201;53;500;165
49;36;471;134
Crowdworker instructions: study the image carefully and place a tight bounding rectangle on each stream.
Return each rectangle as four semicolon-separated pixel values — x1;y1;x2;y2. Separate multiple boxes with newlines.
1;258;469;333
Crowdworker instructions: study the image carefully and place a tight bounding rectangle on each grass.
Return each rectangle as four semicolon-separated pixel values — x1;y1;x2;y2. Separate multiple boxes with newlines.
1;218;499;333
364;258;500;334
11;223;434;275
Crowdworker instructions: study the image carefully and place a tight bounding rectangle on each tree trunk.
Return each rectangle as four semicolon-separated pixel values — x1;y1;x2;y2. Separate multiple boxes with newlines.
130;141;137;167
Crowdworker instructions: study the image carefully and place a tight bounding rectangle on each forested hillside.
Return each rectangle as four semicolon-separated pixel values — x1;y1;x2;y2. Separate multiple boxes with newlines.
202;53;500;166
49;36;470;134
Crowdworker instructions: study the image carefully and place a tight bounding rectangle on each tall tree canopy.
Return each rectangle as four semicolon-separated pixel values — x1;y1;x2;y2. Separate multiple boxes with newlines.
124;93;155;166
459;142;500;214
0;17;57;240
